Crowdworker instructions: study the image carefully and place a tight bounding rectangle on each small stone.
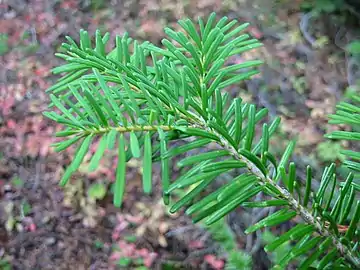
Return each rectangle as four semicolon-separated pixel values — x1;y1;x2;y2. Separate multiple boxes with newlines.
45;237;56;246
16;223;23;232
57;241;65;249
3;184;12;193
42;215;51;224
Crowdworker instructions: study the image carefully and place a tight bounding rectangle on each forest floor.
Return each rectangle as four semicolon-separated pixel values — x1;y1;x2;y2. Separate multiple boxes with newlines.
0;0;358;269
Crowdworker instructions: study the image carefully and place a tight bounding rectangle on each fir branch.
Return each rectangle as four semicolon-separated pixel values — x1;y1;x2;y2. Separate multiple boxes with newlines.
44;13;359;269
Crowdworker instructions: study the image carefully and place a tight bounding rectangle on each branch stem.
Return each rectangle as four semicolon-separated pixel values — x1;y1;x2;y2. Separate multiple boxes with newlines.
193;119;360;267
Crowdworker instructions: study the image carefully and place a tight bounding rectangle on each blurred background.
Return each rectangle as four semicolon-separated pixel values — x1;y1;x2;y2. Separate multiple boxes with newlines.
0;0;359;269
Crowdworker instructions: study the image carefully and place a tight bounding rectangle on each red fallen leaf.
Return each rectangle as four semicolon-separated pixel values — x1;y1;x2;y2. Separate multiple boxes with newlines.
137;248;149;257
39;140;50;157
37;13;55;27
24;14;32;22
23;217;37;232
109;251;122;261
124;214;144;224
248;26;263;39
115;240;136;257
143;252;157;268
123;245;136;257
111;231;120;241
204;254;225;270
7;119;16;129
189;240;204;249
116;240;127;249
28;223;36;232
60;0;78;9
2;96;15;116
35;66;51;77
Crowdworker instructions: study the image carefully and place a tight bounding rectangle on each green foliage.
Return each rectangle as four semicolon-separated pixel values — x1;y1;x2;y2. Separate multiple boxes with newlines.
21;200;32;216
0;257;11;270
317;141;345;162
0;33;9;56
206;219;252;270
123;235;137;243
117;257;132;267
263;230;292;269
326;92;360;172
301;0;355;14
44;13;359;269
11;176;24;189
347;41;360;55
301;0;344;13
225;250;252;270
87;182;107;200
93;239;104;249
207;219;237;251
